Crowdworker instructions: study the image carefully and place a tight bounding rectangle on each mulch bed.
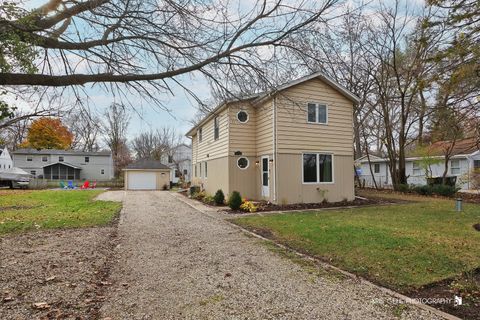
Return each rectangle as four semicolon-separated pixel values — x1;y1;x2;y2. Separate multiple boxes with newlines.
225;196;399;214
406;269;480;320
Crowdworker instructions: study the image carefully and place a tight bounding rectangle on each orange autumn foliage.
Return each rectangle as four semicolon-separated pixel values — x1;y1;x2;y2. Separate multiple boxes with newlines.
21;117;73;150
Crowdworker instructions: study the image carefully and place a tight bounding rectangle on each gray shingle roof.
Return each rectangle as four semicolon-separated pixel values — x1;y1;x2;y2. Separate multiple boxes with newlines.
125;159;170;170
42;161;82;169
12;148;111;156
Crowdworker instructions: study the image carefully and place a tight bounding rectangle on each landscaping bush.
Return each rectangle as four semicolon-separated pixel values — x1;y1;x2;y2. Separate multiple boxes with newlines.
412;185;433;196
189;186;200;196
203;194;215;205
411;184;459;197
396;184;410;193
228;191;242;210
431;184;458;197
192;190;206;201
240;199;257;213
213;189;225;205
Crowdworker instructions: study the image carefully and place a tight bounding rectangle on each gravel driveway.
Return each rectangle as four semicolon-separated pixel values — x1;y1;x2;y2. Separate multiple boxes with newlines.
100;191;442;320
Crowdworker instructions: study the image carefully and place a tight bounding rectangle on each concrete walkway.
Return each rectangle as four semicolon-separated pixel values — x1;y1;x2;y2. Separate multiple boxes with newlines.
99;191;442;320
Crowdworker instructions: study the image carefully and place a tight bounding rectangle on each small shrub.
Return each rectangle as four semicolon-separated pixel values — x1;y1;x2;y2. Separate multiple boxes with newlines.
228;191;242;210
412;185;433;196
192;190;206;201
189;186;200;196
240;200;257;213
213;189;225;205
396;184;410;193
431;184;458;197
162;184;168;190
203;195;215;205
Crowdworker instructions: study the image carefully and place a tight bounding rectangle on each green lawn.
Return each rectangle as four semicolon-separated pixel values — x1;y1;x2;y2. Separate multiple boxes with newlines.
232;194;480;291
0;190;122;235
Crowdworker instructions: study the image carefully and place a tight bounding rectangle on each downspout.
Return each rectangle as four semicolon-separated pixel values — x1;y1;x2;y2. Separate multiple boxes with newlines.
272;96;277;203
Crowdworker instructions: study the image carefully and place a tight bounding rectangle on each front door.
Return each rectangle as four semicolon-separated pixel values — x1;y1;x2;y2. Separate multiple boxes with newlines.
261;156;269;197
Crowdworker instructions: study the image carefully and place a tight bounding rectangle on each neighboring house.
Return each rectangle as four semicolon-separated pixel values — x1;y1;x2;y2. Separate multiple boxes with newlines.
123;159;170;190
160;143;192;183
12;149;114;180
0;146;13;170
356;138;480;190
186;71;359;204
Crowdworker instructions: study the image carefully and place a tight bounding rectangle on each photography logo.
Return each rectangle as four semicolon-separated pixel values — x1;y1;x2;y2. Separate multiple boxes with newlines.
454;295;462;306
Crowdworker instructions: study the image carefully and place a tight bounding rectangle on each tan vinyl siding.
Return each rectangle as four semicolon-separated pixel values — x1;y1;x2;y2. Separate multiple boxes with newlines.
276;154;354;204
192;156;229;195
275;78;354;156
195;107;229;161
228;155;257;199
229;102;257;156
255;100;273;156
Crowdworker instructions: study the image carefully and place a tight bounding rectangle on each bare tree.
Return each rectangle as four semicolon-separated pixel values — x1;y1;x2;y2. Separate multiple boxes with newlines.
1;0;341;113
104;103;131;177
66;109;103;151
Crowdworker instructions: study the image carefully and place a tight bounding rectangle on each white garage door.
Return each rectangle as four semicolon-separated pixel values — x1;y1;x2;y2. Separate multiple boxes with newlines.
127;172;156;190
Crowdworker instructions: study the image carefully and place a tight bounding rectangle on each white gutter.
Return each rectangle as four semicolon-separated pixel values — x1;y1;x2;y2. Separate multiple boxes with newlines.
272;96;277;203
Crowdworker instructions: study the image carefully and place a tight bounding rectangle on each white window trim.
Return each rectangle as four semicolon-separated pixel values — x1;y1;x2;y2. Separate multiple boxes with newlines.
306;103;328;125
374;163;381;174
237;157;250;170
450;159;460;174
213;116;220;141
301;152;335;185
198;127;203;143
236;110;249;123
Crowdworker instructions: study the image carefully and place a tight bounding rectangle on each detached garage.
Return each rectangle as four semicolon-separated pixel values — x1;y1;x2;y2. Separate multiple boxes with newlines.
123;159;171;190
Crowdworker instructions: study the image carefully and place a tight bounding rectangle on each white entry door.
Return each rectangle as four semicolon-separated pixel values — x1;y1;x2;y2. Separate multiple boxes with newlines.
127;172;156;190
261;156;269;197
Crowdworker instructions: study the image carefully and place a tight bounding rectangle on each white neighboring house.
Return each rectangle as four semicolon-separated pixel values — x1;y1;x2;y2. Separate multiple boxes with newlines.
0;146;13;170
356;138;480;190
160;143;192;184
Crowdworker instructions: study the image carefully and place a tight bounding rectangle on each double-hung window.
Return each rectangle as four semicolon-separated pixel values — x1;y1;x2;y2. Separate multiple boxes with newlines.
451;159;460;174
413;161;422;175
307;103;327;124
374;163;380;174
205;162;208;178
198;128;203;143
214;116;220;140
303;153;333;183
474;160;480;171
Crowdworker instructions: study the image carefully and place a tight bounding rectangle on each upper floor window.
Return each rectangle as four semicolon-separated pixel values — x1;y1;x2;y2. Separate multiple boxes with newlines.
42;156;48;162
237;110;249;123
413;161;422;175
303;153;333;183
214;116;219;140
168;155;173;163
101;169;105;174
85;156;90;163
59;156;64;162
26;155;33;162
198;127;203;143
307;103;327;124
451;159;460;174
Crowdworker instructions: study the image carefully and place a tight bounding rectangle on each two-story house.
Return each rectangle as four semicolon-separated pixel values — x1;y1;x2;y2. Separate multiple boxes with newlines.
186;72;359;204
160;143;192;183
12;149;114;181
0;146;13;170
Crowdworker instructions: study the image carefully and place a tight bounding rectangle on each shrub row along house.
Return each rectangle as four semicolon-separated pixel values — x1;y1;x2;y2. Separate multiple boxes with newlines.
186;72;360;204
356;137;480;190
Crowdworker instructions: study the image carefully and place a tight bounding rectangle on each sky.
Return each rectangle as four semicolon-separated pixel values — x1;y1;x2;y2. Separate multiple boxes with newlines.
12;0;425;144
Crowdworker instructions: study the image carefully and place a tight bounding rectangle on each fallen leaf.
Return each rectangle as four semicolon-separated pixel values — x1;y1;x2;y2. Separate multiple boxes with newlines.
33;302;50;309
46;276;56;281
3;296;14;302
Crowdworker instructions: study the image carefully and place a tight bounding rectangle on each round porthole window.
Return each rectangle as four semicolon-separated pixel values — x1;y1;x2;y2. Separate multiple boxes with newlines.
237;157;249;169
237;110;249;123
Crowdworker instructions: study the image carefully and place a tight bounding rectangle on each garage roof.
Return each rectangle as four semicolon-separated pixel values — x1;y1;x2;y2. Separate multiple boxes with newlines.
125;159;170;170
